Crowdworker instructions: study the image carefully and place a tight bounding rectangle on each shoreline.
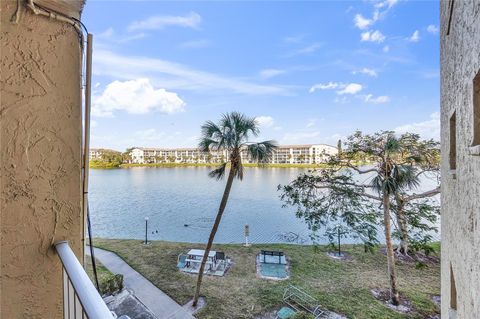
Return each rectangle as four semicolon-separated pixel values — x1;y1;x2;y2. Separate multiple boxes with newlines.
90;162;365;169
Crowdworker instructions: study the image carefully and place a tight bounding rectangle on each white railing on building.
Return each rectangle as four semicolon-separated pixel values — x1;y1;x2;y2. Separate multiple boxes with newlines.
55;241;115;319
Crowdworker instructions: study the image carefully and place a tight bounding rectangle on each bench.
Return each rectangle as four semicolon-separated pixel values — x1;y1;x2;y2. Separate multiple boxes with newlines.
260;250;285;264
281;285;326;319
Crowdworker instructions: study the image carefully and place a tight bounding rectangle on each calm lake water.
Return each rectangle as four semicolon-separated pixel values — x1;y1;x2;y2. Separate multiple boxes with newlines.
89;167;440;244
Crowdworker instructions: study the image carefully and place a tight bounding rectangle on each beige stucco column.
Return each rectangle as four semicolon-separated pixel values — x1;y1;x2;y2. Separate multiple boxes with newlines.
1;0;84;317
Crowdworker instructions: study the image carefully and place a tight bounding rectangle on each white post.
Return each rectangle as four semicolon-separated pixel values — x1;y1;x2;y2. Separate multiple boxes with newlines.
244;224;250;247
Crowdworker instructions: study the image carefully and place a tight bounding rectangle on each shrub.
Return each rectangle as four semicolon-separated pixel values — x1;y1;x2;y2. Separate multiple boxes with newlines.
100;273;124;296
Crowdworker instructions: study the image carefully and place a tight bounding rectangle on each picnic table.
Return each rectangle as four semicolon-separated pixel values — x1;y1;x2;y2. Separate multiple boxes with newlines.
186;249;217;270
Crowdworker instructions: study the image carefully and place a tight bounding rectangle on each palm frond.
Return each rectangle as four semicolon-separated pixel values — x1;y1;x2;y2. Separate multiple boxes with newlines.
235;159;244;180
393;165;420;190
384;135;401;154
199;138;220;152
247;140;278;164
370;175;383;194
208;162;228;180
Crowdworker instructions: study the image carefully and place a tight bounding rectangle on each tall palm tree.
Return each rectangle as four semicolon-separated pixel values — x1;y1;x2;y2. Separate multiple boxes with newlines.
192;112;277;306
370;135;419;306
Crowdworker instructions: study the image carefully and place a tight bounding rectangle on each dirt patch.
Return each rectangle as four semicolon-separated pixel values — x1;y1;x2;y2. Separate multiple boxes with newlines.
326;251;352;261
183;297;206;314
371;288;413;314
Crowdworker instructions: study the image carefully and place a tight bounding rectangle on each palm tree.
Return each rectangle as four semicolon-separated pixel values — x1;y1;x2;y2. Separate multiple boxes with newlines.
192;112;277;306
370;135;419;306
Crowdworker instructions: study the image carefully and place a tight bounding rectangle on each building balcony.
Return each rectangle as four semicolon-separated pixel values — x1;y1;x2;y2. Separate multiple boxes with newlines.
55;241;115;319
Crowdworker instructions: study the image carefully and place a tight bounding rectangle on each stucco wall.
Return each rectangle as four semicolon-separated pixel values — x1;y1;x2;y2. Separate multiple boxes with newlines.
1;1;83;318
440;0;480;318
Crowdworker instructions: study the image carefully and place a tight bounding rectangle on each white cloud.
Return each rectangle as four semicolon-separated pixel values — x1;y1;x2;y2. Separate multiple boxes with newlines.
427;24;439;34
179;39;210;49
354;14;375;30
337;83;363;95
363;94;390;104
283;34;306;43
259;68;286;79
285;43;322;57
394;112;440;140
309;82;340;93
256;116;275;128
309;82;363;95
361;30;386;43
93;50;290;95
353;0;398;30
408;30;420;42
353;68;378;77
92;78;185;117
98;27;114;38
97;27;146;44
374;0;398;9
383;45;390;52
128;12;201;31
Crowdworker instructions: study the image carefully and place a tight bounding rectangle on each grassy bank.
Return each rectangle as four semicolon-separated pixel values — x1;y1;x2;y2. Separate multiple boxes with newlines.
92;239;440;319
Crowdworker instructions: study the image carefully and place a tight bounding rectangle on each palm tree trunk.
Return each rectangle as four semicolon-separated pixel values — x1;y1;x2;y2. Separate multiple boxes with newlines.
383;192;400;306
395;197;409;255
193;166;236;306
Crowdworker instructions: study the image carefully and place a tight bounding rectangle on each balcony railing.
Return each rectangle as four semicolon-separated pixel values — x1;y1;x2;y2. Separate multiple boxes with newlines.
55;241;115;319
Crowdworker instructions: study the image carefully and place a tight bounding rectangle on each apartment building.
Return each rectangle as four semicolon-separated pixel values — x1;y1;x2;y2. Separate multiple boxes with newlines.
129;144;338;164
130;147;227;164
440;1;480;318
89;148;121;160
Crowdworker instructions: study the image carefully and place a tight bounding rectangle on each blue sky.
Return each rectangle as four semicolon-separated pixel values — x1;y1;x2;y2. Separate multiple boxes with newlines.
83;0;440;151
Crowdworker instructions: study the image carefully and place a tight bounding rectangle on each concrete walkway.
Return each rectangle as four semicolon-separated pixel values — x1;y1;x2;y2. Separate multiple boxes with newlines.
87;247;196;319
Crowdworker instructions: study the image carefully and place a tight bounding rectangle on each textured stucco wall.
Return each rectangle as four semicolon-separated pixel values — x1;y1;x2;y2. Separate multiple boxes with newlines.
440;0;480;318
1;1;83;318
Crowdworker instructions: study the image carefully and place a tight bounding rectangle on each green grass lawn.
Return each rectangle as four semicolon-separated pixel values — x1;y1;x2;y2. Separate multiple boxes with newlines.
92;239;440;319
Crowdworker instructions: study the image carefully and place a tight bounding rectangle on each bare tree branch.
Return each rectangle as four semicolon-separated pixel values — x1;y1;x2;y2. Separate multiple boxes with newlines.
404;186;441;202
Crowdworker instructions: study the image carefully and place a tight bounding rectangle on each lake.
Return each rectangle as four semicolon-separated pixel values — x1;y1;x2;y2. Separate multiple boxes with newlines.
89;166;440;244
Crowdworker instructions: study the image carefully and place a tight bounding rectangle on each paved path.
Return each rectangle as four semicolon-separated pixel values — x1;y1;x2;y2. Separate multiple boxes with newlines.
87;247;196;319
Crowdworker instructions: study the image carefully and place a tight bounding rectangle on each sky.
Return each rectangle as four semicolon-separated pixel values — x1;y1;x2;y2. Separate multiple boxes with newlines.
83;0;440;151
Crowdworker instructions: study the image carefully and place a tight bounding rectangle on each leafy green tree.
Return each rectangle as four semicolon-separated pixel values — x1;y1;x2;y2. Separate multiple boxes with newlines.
123;148;134;163
193;112;277;306
280;131;440;306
